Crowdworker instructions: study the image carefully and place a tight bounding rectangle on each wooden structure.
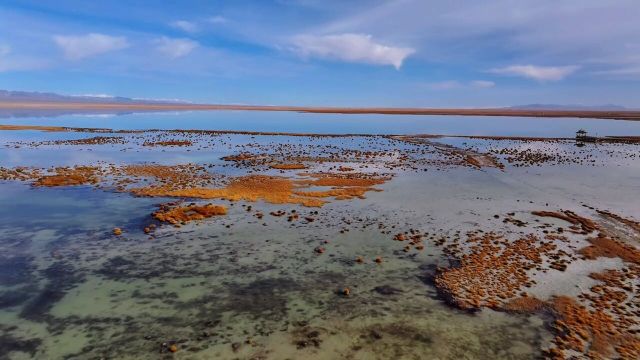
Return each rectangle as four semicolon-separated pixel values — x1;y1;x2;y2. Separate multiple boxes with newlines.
575;129;596;146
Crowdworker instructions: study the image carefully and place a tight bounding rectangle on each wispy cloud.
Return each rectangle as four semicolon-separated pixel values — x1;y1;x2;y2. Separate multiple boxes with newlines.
490;65;579;81
155;37;199;59
208;16;228;24
53;33;129;60
424;80;495;90
170;20;198;33
291;33;414;69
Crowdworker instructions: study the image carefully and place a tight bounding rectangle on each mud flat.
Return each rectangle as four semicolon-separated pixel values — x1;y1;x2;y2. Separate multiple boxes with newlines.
0;125;638;359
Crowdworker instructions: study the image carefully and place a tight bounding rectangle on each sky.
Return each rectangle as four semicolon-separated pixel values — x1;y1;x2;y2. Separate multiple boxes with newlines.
1;0;639;107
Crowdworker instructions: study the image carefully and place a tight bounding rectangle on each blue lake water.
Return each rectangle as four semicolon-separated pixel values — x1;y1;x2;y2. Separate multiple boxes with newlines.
3;110;640;136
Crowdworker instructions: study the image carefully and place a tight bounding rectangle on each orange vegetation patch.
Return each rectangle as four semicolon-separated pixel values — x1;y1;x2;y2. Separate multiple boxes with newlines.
130;173;388;207
546;294;639;359
152;203;227;225
578;233;640;264
434;233;557;310
501;296;547;313
143;140;192;147
0;167;42;181
532;210;599;234
270;163;307;170
132;175;326;207
33;166;98;187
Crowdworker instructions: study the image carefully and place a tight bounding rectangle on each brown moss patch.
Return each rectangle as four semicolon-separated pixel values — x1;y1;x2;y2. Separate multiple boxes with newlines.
152;203;227;225
130;172;388;207
33;166;98;187
597;210;640;234
270;163;307;170
132;175;326;207
434;233;557;310
578;233;640;264
502;296;547;313
532;210;599;234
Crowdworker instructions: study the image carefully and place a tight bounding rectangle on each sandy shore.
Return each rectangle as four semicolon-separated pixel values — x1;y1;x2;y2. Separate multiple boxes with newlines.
1;101;640;120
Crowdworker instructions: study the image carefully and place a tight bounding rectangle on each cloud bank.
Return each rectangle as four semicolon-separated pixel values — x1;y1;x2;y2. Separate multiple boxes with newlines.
292;33;414;69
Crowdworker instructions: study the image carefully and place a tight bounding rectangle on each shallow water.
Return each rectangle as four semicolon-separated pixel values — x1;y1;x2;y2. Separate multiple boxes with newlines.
1;114;639;359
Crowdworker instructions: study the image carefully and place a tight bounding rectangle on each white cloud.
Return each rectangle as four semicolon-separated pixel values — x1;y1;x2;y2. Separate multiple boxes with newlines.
470;80;495;88
292;33;414;69
53;33;129;60
208;16;228;24
155;37;199;59
490;65;579;81
171;20;198;33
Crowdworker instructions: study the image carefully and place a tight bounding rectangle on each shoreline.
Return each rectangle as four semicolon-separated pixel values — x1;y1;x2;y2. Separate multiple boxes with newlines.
1;101;640;121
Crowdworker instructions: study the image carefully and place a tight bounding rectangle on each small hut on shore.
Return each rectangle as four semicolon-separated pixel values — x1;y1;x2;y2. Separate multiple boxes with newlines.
576;129;588;140
575;129;596;146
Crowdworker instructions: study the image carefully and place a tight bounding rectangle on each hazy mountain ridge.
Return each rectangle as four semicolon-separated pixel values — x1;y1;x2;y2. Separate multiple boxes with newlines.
0;90;190;104
0;90;635;110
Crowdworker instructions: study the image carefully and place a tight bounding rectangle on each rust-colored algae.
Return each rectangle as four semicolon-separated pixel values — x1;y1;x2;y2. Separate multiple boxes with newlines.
597;210;640;234
133;175;327;207
532;210;599;234
130;172;388;207
270;163;307;170
152;203;227;225
578;233;640;264
434;233;556;310
432;211;640;359
34;166;98;187
501;296;547;313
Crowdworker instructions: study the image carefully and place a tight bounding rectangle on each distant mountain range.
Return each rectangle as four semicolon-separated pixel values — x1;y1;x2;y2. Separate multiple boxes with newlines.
0;90;636;111
0;90;191;104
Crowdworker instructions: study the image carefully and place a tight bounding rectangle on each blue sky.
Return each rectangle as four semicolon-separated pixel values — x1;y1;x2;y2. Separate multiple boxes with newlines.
1;0;639;107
